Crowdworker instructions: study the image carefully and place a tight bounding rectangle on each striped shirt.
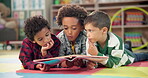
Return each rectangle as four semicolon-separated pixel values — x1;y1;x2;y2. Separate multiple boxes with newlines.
19;34;61;70
57;30;87;56
86;32;135;68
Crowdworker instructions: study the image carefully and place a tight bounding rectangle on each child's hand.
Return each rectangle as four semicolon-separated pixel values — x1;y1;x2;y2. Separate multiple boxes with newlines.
60;61;74;68
87;61;96;70
73;59;85;68
88;40;98;56
41;39;54;56
36;64;50;72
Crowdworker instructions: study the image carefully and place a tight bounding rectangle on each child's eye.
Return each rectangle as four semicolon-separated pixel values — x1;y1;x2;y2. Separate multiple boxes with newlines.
38;38;43;41
46;33;49;36
88;29;93;32
72;28;77;30
46;33;51;38
64;27;68;30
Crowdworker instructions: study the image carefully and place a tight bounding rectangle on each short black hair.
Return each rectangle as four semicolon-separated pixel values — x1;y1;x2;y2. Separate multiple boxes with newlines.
84;11;110;30
24;15;50;41
56;4;87;26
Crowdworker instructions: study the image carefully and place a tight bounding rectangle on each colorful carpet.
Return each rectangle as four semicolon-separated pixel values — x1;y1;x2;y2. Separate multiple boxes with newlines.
0;52;148;78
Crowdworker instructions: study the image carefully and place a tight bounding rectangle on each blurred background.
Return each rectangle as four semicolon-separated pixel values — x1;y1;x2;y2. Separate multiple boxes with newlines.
0;0;148;52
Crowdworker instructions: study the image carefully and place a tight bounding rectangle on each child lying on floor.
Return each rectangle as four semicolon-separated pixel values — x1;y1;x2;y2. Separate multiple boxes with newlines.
84;11;148;69
19;16;61;71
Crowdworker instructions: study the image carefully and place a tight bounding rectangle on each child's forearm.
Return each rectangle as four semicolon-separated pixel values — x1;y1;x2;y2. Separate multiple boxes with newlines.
85;58;106;63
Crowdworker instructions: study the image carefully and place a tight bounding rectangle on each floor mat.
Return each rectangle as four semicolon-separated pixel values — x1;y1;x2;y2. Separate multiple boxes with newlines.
0;51;148;78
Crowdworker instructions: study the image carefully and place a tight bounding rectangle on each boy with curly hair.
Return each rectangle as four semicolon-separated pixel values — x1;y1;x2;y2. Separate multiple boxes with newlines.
56;4;87;68
19;15;61;71
84;11;148;69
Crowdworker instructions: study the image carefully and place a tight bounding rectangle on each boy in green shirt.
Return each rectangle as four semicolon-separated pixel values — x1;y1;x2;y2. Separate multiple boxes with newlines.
84;11;148;69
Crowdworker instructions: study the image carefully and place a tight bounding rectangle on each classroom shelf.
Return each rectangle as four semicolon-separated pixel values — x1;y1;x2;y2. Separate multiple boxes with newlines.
50;0;148;48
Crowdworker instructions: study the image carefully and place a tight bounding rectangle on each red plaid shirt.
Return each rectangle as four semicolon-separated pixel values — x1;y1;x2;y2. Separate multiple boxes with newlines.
19;34;61;70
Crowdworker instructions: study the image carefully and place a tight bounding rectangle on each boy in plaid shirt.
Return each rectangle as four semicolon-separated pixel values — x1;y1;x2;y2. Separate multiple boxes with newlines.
19;16;60;71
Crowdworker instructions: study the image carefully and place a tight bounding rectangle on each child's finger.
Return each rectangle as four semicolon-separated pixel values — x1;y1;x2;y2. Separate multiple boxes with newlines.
50;40;54;47
44;65;50;72
66;60;74;67
88;39;94;47
39;64;44;71
39;64;43;68
50;39;54;44
46;43;52;49
87;61;96;70
47;39;54;48
40;64;49;72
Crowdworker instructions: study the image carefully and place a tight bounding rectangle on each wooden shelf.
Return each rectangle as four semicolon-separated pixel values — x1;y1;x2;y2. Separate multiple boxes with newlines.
124;25;148;28
52;3;95;6
52;3;95;13
50;0;148;48
98;0;148;4
112;26;122;28
99;5;148;10
99;7;121;10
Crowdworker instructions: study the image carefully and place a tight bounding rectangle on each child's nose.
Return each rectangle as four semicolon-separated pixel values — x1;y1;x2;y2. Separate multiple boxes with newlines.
87;33;90;37
68;29;72;34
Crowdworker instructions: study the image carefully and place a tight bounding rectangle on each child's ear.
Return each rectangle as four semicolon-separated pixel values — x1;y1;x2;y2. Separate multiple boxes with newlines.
102;27;108;33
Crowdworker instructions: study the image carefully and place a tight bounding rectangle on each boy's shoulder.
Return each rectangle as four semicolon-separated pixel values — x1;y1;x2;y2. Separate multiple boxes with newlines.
51;34;61;43
22;38;31;43
107;32;123;46
76;30;87;42
80;30;87;37
108;32;122;40
56;30;64;38
22;38;36;47
51;34;58;39
56;30;65;42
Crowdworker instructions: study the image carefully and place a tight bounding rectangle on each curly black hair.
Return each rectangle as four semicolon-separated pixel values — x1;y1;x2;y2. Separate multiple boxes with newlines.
24;15;50;41
56;4;87;26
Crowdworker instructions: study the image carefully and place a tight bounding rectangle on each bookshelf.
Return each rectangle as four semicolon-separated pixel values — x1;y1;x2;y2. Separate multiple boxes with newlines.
50;0;148;48
11;0;51;40
97;1;148;48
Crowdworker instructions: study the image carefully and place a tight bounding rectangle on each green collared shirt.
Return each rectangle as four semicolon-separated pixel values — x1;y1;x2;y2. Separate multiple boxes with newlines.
86;32;135;68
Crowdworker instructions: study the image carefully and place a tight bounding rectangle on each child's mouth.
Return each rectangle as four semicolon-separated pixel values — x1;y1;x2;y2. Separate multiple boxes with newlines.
67;36;73;39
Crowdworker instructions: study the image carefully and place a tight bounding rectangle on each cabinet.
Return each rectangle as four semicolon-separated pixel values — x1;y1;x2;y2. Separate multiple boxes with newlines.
50;0;148;48
11;0;51;40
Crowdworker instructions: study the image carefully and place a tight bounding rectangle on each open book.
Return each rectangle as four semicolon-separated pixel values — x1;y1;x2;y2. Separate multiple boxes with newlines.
33;55;108;66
